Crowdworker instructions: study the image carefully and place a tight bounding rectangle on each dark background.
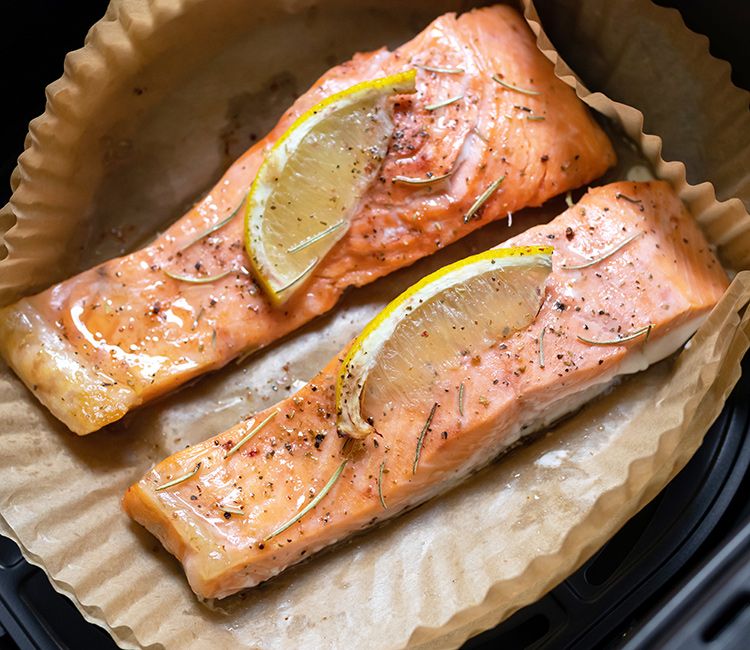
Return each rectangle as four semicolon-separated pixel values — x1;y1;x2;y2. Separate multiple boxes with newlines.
0;0;748;207
0;1;747;649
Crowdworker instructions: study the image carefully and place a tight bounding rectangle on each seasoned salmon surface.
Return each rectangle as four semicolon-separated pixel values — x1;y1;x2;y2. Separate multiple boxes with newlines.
0;5;614;434
123;181;728;599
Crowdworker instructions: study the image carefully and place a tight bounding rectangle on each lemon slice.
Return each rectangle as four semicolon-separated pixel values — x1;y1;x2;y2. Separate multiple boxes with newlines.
336;246;553;439
245;69;417;304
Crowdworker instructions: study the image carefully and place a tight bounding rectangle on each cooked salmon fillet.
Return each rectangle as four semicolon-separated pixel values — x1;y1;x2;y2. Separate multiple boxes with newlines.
0;5;614;435
123;181;729;599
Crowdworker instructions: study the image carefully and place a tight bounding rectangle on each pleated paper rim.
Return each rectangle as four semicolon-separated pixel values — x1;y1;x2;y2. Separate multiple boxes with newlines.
0;1;748;648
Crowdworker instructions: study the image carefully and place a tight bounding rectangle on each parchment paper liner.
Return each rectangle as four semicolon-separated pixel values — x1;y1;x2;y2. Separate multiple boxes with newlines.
1;1;749;648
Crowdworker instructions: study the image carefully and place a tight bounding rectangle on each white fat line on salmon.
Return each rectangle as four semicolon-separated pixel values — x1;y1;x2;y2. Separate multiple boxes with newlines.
561;232;642;270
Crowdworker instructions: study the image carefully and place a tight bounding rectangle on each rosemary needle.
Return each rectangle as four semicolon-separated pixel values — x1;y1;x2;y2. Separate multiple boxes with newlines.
526;115;546;121
426;94;464;111
577;324;653;346
225;410;279;458
416;64;465;74
287;220;346;253
615;192;643;204
164;269;233;284
538;326;546;368
458;383;465;417
276;257;319;294
464;176;505;223
393;170;454;185
155;463;201;491
413;402;439;474
178;201;243;252
218;504;245;516
492;74;540;96
265;459;348;541
378;461;388;510
561;232;642;270
565;191;574;208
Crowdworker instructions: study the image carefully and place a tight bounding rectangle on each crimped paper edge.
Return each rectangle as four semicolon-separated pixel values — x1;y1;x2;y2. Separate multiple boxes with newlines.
0;1;747;649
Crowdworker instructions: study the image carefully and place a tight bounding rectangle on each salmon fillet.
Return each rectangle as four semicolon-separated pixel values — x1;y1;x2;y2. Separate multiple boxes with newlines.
123;181;729;599
0;5;614;435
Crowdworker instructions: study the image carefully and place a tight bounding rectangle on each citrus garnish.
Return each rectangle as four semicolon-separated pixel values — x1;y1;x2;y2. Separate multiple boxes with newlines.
245;69;417;304
335;246;553;439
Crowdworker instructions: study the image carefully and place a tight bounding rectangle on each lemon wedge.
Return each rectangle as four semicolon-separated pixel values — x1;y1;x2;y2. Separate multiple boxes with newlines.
336;246;553;439
245;69;417;304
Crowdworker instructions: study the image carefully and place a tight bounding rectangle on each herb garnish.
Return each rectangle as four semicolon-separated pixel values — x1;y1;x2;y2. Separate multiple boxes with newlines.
577;324;653;346
413;402;439;474
426;94;464;111
527;115;546;121
178;200;244;252
565;191;574;208
155;462;201;491
561;232;641;270
264;459;348;541
287;220;346;253
218;504;244;516
464;176;505;222
225;410;279;458
492;74;540;96
378;461;388;510
164;269;233;284
615;192;643;204
458;382;465;417
538;326;546;368
416;64;465;74
393;170;454;185
276;257;319;294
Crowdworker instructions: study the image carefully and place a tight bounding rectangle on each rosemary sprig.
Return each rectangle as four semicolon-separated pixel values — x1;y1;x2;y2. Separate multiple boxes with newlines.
527;115;546;121
492;74;540;96
218;504;244;516
416;64;465;74
178;201;243;252
561;232;642;270
426;94;464;111
538;326;546;368
615;192;643;204
565;191;574;208
577;324;653;346
413;402;439;474
464;176;505;223
164;269;233;284
225;410;279;458
458;383;465;417
393;170;454;185
378;461;388;510
287;220;346;253
264;459;348;541
155;462;201;491
276;257;319;294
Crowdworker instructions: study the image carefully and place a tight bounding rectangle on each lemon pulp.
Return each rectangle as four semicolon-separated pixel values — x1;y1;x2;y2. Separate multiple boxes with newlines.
336;246;553;439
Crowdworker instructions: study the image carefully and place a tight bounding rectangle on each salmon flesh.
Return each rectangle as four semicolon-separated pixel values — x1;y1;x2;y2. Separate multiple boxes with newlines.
0;5;614;434
123;181;729;599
